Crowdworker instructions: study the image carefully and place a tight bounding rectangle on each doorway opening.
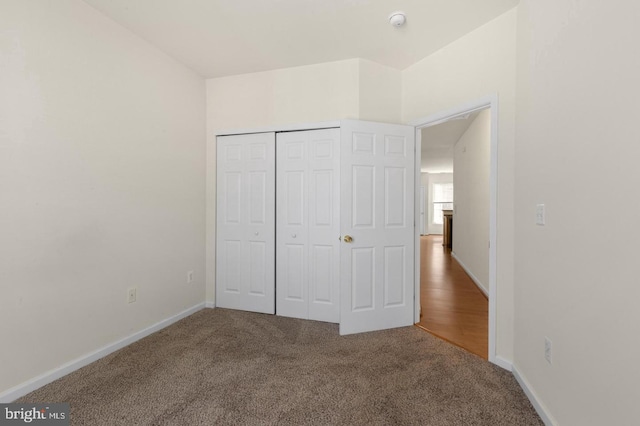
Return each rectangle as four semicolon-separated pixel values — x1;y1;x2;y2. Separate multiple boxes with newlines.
411;95;499;365
417;234;488;358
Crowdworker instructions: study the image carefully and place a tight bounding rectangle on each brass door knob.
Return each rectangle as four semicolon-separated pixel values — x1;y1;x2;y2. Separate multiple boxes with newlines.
343;235;353;243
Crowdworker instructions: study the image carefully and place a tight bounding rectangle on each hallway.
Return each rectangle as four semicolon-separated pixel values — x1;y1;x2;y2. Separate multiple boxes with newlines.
417;235;488;359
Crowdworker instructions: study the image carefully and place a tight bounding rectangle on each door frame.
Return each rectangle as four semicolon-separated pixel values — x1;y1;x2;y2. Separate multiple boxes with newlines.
408;94;500;367
419;185;426;235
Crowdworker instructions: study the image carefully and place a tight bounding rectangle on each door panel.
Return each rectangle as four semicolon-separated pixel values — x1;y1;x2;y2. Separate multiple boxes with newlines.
310;244;333;303
249;171;267;224
285;171;305;226
216;132;275;314
352;247;375;311
311;171;332;225
285;244;305;301
248;241;267;295
224;172;241;223
385;167;406;227
352;166;375;228
277;129;340;323
340;120;415;335
223;240;242;293
383;246;406;307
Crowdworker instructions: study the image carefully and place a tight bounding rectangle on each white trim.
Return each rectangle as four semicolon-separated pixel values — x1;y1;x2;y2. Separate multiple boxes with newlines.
419;185;426;235
451;251;488;297
407;100;492;128
205;302;215;308
216;120;340;137
494;356;513;372
0;303;205;403
513;365;557;425
409;94;499;367
414;129;422;324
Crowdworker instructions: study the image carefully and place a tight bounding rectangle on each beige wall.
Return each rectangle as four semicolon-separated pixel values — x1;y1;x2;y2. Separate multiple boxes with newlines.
514;1;640;424
452;110;490;294
358;59;402;124
0;0;206;396
205;59;360;133
205;59;402;303
403;9;517;361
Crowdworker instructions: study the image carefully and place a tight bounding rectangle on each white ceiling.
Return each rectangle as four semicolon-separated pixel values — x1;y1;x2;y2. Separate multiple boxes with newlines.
82;0;518;78
421;112;479;173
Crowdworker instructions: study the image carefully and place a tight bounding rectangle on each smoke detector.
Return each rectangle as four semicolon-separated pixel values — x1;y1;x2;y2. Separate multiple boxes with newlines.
389;11;406;27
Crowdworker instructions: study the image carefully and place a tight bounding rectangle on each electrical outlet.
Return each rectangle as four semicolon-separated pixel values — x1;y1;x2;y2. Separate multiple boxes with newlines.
187;270;194;284
536;204;546;225
128;288;137;304
544;336;552;364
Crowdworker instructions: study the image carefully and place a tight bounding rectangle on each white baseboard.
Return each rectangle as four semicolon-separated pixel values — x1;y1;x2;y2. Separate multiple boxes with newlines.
493;355;513;371
205;302;215;308
512;364;557;426
451;251;489;297
0;302;205;403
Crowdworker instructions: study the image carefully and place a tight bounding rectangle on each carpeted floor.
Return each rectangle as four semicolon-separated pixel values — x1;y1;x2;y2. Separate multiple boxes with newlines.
19;309;542;425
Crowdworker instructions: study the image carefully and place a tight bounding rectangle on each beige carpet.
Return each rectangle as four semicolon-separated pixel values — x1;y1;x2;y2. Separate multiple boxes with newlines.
19;308;542;425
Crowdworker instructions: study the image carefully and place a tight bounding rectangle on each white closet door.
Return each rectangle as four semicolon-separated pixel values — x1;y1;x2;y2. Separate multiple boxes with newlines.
276;129;340;322
307;129;341;322
216;132;275;314
339;120;415;335
276;131;309;319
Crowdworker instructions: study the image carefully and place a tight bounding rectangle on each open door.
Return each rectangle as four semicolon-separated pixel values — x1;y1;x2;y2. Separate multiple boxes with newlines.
339;120;415;335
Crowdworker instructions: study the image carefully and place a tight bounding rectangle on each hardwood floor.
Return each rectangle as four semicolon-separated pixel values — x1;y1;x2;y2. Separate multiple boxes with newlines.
417;235;488;359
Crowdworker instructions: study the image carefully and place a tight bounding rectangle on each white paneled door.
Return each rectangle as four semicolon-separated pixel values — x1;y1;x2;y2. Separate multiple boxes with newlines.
276;129;340;323
216;133;275;314
339;120;415;335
